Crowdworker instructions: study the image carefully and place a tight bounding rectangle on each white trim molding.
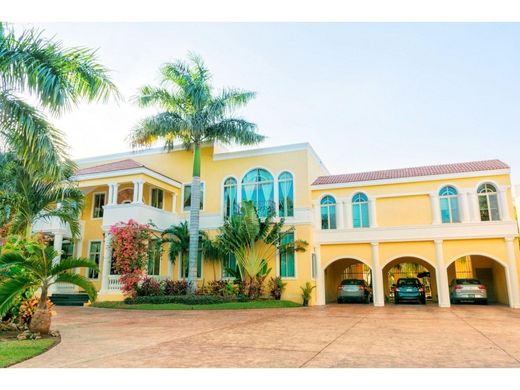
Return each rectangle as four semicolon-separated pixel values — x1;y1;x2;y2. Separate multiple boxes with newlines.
73;167;181;188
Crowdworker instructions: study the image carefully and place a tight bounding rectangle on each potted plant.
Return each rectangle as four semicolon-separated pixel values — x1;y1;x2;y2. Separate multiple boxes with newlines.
268;276;287;300
300;282;316;307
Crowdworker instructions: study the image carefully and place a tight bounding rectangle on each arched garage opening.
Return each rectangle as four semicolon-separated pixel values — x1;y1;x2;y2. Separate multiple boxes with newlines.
382;256;437;304
324;258;372;303
447;255;509;305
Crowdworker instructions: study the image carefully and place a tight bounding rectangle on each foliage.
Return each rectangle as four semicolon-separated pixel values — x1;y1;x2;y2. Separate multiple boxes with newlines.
130;53;263;290
300;282;316;306
216;201;307;299
135;277;162;297
268;277;287;300
94;300;300;311
18;297;54;325
0;22;119;180
0;235;98;319
110;220;153;297
125;294;229;305
197;279;239;297
163;279;191;296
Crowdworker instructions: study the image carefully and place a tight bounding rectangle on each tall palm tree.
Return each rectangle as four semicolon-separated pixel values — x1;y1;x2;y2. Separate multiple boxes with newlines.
0;22;119;179
0;238;98;334
131;54;264;291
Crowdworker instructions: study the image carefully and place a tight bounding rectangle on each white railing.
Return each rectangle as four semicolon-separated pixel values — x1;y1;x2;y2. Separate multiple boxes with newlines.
32;216;73;237
103;203;178;231
108;275;123;292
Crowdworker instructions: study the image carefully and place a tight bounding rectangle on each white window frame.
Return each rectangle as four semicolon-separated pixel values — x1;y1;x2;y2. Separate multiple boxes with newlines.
150;186;165;210
278;170;295;218
91;192;107;220
279;230;297;280
222;176;238;219
477;183;501;221
320;195;337;230
439;186;460;224
87;240;102;279
352;192;369;228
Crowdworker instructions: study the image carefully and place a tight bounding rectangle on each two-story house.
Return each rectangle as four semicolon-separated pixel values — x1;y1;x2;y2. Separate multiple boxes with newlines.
34;143;520;307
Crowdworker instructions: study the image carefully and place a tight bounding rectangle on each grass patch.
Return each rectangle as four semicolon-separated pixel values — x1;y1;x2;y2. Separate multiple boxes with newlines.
93;300;301;311
0;338;57;368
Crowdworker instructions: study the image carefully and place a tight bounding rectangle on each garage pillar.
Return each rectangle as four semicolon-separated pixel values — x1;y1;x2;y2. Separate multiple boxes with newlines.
371;242;384;306
505;237;520;308
434;240;450;307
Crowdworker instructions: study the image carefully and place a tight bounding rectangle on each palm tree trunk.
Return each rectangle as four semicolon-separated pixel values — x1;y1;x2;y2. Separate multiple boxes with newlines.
187;144;201;293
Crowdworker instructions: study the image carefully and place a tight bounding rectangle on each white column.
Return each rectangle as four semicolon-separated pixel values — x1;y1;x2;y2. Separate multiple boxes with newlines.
337;200;345;229
107;182;118;205
316;249;325;305
100;232;112;294
499;187;511;221
505;237;520;308
133;180;144;204
313;200;321;228
48;234;63;295
369;198;378;228
434;240;450;307
172;192;177;214
345;199;353;229
460;191;470;223
371;242;384;306
466;191;479;222
430;192;441;224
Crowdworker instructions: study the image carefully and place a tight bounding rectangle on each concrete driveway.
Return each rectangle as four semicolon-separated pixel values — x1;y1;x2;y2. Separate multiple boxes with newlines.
14;304;520;368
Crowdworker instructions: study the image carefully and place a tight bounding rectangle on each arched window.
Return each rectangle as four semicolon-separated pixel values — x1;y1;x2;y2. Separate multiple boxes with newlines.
352;193;369;228
223;177;237;218
241;168;274;217
439;186;460;223
278;171;294;217
477;183;500;221
320;195;336;230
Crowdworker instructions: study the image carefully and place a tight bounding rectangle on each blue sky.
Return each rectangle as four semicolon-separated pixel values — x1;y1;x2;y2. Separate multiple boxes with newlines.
20;23;520;181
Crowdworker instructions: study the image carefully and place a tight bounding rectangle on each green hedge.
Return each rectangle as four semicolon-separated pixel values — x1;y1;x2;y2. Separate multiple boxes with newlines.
125;294;232;305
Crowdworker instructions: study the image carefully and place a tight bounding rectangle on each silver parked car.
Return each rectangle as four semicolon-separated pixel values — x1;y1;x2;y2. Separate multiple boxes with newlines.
337;279;372;304
449;278;488;304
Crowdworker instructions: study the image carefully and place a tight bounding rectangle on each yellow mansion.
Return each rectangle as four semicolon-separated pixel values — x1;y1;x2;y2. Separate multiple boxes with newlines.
34;143;520;307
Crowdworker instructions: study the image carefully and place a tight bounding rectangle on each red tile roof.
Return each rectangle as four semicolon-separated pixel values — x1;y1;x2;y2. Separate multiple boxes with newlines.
76;159;144;175
312;159;510;186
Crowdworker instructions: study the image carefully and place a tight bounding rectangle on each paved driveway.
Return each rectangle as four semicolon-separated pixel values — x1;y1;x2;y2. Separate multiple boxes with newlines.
14;304;520;368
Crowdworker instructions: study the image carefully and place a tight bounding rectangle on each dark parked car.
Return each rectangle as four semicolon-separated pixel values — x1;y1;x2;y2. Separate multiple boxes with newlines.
449;278;488;304
394;278;426;304
337;279;372;304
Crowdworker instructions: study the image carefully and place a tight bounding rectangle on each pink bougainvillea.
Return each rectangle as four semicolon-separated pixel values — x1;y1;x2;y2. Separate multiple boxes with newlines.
110;219;153;296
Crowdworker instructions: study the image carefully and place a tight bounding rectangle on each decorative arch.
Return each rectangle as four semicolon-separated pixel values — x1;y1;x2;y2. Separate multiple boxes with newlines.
322;255;372;271
445;252;508;270
381;254;436;269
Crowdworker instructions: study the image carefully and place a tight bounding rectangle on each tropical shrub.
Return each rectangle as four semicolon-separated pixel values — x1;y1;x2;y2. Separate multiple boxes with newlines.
268;277;287;300
163;279;191;296
216;201;307;299
300;282;316;307
125;294;229;305
110;219;153;297
0;235;98;334
136;277;162;297
18;297;54;325
197;280;239;297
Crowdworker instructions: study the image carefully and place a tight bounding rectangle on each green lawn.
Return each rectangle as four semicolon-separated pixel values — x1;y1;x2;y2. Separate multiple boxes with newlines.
93;300;301;310
0;338;56;368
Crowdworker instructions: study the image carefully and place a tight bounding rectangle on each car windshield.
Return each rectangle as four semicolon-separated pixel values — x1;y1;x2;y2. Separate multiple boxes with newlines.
341;280;363;285
397;279;420;287
456;279;481;285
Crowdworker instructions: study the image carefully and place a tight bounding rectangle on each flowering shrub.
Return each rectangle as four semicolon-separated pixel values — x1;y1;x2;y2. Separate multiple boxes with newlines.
110;219;153;297
136;277;162;297
196;280;240;297
163;279;190;295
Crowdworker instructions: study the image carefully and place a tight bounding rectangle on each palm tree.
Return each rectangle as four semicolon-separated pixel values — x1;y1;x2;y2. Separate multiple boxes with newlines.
131;53;264;291
216;201;307;298
1;156;84;239
0;22;119;179
0;238;98;334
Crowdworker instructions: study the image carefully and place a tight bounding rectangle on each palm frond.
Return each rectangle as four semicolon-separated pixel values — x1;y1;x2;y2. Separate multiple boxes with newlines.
53;273;97;302
51;257;98;276
0;276;37;317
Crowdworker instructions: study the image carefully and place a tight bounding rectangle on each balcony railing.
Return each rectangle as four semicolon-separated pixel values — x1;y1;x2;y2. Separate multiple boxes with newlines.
103;203;178;231
106;274;167;293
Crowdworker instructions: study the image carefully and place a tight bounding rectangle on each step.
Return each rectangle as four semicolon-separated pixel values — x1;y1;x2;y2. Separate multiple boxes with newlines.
50;293;90;306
